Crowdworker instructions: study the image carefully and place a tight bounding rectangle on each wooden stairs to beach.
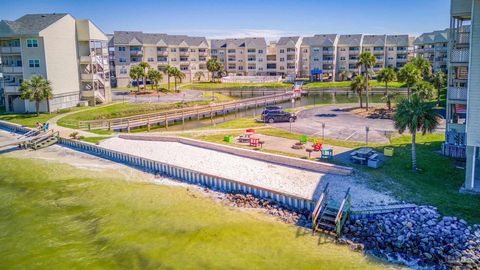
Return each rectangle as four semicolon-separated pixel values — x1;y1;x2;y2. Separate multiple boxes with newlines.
311;183;351;237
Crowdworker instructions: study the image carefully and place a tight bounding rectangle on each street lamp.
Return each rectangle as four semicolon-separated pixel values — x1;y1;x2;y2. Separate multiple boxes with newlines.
322;122;325;141
365;126;370;146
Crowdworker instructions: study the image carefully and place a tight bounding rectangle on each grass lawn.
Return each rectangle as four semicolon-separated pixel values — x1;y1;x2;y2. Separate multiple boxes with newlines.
0;156;388;269
187;82;293;90
112;83;186;92
0;107;81;128
304;81;405;89
197;117;265;130
79;136;111;144
58;101;216;129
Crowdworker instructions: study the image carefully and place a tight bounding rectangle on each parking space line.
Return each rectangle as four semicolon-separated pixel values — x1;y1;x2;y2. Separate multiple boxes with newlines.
344;131;357;141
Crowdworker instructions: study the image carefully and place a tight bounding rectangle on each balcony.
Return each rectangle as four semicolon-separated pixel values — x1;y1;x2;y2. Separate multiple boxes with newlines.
447;123;466;133
396;58;408;62
322;59;334;64
4;85;20;93
130;50;143;56
451;48;469;63
454;32;470;45
0;66;23;73
0;46;21;54
180;51;190;56
157;51;168;56
198;51;208;56
448;87;468;100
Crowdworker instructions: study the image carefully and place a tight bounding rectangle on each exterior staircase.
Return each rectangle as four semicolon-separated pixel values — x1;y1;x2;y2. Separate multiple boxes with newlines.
311;184;351;237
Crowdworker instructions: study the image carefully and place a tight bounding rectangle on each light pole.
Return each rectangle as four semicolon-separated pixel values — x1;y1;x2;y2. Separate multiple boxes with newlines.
365;126;370;146
322;122;325;141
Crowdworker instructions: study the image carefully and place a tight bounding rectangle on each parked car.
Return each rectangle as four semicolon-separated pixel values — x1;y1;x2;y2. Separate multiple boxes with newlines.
261;111;297;123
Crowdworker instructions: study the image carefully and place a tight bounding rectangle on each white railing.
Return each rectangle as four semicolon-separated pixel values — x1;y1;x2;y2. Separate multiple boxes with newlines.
0;47;21;54
451;48;469;63
221;75;283;83
448;87;468;100
0;66;22;73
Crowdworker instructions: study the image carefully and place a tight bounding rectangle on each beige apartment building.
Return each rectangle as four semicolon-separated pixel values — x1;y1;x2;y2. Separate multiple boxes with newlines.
210;38;267;76
0;13;111;113
414;29;449;73
110;31;210;88
275;36;301;78
444;0;480;193
299;34;413;81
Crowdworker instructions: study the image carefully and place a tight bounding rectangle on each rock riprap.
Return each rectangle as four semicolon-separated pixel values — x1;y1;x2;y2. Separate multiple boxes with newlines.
343;206;480;269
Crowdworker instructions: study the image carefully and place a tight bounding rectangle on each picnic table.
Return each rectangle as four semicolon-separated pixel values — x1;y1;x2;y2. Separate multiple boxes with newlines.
356;147;373;158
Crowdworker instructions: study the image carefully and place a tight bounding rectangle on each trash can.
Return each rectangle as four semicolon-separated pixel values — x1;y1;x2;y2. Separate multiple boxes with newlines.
224;135;234;143
384;147;394;157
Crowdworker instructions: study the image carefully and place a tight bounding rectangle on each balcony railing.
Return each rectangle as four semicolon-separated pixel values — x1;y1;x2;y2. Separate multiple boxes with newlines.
157;51;168;56
130;50;143;56
451;48;469;63
454;32;470;45
180;51;190;56
4;85;20;93
448;87;468;100
0;66;23;73
198;51;208;56
0;46;21;54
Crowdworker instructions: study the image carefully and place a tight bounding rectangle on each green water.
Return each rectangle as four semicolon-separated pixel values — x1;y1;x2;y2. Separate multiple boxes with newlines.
0;156;390;269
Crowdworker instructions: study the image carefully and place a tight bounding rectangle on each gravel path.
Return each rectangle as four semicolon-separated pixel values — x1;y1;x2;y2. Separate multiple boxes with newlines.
100;137;397;207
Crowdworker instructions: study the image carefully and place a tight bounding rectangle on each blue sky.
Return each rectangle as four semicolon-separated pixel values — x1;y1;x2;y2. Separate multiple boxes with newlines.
1;0;450;40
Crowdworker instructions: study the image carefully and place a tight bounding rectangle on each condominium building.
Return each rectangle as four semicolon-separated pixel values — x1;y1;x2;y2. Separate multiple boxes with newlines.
275;36;301;78
444;0;480;192
110;31;210;88
299;34;339;80
299;34;413;81
210;38;267;76
414;29;449;73
0;13;111;113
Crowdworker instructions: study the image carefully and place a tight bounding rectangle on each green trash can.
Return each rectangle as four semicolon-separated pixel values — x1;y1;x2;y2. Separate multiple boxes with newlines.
384;147;394;157
299;135;308;144
224;135;234;143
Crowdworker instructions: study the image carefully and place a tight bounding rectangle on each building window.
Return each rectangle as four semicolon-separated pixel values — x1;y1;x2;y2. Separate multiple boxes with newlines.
340;48;346;51
28;59;40;68
171;48;177;52
26;39;38;48
120;68;127;74
228;49;235;53
279;66;285;70
313;48;320;52
119;57;126;63
247;49;256;53
190;49;196;52
340;56;346;61
258;50;264;54
211;49;218;54
148;57;154;62
118;46;126;52
280;57;285;62
280;49;285;53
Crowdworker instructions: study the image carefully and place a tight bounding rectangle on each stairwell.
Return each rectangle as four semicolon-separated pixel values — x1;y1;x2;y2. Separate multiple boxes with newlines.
311;184;351;237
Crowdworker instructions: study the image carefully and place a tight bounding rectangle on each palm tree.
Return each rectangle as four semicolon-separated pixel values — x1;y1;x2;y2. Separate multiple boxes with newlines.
414;81;435;100
194;71;205;82
338;70;352;81
398;63;422;98
129;65;144;92
377;67;397;110
412;56;433;80
170;68;186;93
430;71;447;106
19;75;53;116
163;65;174;92
207;58;223;82
138;62;150;89
351;75;367;108
147;69;163;91
357;52;376;110
394;95;440;172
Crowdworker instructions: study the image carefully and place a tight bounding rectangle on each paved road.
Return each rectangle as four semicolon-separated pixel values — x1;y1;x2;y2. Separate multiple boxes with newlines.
112;90;207;104
271;104;445;144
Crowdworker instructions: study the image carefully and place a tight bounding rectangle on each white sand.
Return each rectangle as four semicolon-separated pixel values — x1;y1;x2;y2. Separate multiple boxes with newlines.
101;137;326;199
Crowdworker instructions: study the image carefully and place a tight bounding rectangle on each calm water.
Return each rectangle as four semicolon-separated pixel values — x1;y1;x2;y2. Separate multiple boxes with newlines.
0;153;390;269
157;92;397;131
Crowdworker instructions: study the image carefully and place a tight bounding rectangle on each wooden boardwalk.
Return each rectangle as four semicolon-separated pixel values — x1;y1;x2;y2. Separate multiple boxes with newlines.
80;92;295;131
